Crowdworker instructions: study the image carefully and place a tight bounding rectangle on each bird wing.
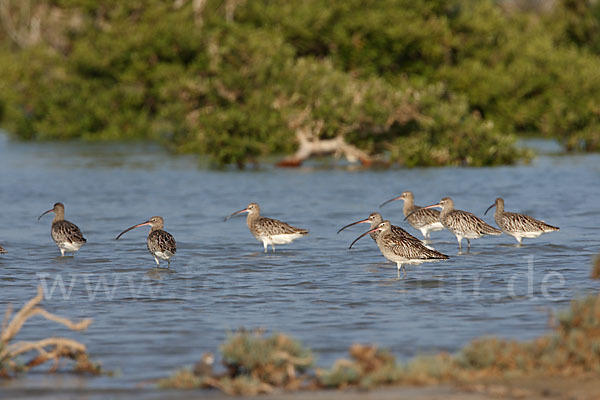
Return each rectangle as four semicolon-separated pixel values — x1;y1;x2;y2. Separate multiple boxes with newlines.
391;224;422;242
407;207;441;228
380;234;448;260
52;220;86;244
149;230;177;255
501;212;557;233
446;210;501;235
254;217;308;236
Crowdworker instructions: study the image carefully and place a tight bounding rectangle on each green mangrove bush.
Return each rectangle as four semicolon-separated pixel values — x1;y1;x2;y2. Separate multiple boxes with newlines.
0;0;598;165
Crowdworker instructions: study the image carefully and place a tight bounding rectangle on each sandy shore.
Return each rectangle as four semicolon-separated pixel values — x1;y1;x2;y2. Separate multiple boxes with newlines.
3;375;598;400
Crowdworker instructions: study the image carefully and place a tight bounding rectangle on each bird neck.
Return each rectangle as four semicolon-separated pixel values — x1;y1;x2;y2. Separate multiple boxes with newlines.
403;198;415;216
495;202;504;215
375;228;390;243
150;226;162;233
52;211;64;224
440;204;453;218
246;212;259;229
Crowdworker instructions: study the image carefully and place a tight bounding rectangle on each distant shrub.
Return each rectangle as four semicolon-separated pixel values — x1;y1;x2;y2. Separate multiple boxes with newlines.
3;0;599;165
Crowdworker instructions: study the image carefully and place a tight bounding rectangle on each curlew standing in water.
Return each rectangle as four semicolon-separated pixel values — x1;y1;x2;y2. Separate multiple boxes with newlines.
0;245;6;254
38;203;86;256
116;216;176;268
485;198;559;245
338;212;420;242
224;203;308;252
415;197;501;250
380;191;444;241
349;220;448;278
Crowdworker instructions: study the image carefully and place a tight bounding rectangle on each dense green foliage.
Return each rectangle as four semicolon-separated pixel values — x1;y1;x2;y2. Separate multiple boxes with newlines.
0;0;599;166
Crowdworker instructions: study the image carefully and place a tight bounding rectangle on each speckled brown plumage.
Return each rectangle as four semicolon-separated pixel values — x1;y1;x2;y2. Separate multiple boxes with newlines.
0;245;6;254
225;203;308;252
380;191;444;240
418;197;501;250
116;216;176;268
250;215;308;237
51;220;86;246
38;202;86;256
349;220;448;278
486;198;559;245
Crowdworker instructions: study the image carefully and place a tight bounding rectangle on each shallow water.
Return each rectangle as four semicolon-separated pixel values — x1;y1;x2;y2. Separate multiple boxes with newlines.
0;132;598;393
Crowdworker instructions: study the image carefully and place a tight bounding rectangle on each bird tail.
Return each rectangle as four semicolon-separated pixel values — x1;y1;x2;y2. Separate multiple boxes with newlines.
542;224;559;232
425;248;449;260
482;223;502;236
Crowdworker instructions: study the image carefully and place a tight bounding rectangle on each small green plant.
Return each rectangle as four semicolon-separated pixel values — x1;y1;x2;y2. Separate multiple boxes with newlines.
159;329;313;394
162;290;600;394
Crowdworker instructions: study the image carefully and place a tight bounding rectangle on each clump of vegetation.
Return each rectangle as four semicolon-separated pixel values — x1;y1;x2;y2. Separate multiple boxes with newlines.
159;329;313;395
0;286;102;377
317;344;401;389
0;0;551;167
162;291;600;394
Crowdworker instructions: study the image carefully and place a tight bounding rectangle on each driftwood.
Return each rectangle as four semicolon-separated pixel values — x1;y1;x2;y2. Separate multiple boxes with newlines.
0;286;98;376
278;107;372;167
0;0;41;48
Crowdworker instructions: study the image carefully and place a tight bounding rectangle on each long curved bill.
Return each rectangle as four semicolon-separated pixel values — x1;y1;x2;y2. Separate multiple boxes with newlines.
349;227;380;249
224;208;248;222
404;203;440;221
37;209;54;221
379;195;402;208
115;221;151;240
337;218;370;234
484;203;496;215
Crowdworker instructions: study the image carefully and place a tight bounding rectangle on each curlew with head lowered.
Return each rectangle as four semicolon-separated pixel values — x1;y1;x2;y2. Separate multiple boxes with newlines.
349;220;448;278
412;197;501;250
116;216;176;268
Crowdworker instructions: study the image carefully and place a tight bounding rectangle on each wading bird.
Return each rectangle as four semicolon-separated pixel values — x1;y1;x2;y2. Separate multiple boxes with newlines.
349;220;448;278
380;191;444;241
413;197;501;250
485;197;559;245
38;202;86;256
224;203;308;252
116;216;176;268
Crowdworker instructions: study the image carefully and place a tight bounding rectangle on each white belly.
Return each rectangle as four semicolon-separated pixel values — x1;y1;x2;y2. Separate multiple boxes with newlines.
424;222;444;231
259;233;304;245
58;242;83;252
461;231;484;239
154;251;173;261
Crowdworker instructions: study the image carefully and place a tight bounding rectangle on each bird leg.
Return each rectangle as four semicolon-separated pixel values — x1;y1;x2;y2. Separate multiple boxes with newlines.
467;239;471;249
263;242;268;253
396;263;407;279
60;249;65;257
271;244;276;252
154;257;160;267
